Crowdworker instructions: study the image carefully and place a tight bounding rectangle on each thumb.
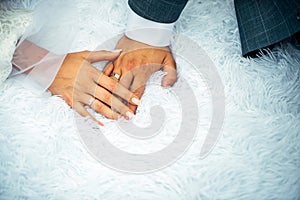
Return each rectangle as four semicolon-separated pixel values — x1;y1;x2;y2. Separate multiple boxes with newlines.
86;49;122;63
162;53;177;87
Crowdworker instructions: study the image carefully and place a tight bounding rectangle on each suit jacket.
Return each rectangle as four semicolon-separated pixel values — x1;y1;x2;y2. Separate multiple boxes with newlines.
128;0;188;23
234;0;300;56
129;0;300;57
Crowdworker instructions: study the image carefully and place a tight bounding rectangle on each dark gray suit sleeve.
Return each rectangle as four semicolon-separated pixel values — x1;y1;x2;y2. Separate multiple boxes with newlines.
234;0;300;57
128;0;188;23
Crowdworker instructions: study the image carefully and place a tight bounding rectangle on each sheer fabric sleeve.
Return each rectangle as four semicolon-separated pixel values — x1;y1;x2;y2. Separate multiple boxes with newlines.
10;0;79;93
11;39;66;91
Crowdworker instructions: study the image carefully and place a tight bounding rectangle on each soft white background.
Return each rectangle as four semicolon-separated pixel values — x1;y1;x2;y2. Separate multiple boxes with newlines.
0;0;300;199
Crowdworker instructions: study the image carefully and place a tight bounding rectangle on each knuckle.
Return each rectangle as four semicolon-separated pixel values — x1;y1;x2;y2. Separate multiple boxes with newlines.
107;79;117;92
96;73;103;83
95;88;113;107
127;58;136;69
103;92;112;105
107;111;119;120
93;101;104;112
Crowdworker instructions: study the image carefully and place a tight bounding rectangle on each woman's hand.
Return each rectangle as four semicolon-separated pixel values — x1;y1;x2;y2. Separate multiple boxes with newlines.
104;35;177;113
48;50;140;125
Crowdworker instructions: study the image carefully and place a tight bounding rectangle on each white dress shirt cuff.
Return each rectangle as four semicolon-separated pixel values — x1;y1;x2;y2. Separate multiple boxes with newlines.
125;6;175;47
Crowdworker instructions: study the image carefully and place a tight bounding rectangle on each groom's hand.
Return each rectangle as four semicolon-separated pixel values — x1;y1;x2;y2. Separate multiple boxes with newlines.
103;35;177;113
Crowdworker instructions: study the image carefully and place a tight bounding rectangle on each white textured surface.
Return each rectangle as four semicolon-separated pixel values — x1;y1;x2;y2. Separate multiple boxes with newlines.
0;0;300;199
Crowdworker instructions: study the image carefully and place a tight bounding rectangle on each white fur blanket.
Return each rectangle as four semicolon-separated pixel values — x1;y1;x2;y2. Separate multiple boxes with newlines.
0;0;300;199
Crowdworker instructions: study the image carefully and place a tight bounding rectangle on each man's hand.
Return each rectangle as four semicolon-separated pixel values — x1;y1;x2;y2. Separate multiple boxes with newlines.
104;35;177;113
48;50;140;125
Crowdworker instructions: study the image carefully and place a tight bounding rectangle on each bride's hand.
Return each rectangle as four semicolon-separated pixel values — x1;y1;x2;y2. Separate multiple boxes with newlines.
48;50;140;125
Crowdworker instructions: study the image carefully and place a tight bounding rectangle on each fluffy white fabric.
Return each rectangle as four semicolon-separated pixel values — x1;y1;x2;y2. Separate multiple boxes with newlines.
0;0;300;199
0;6;32;85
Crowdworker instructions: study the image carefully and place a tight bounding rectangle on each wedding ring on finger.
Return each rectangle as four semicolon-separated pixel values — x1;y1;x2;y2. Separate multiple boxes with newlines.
88;97;95;106
112;73;120;80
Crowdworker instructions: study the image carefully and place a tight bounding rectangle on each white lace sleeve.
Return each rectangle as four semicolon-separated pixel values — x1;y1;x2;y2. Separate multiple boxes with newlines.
0;7;32;86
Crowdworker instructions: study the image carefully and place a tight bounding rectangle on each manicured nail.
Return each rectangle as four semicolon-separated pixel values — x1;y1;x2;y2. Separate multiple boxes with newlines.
111;49;122;53
118;116;125;121
162;85;171;89
98;121;104;126
131;97;140;105
126;111;134;120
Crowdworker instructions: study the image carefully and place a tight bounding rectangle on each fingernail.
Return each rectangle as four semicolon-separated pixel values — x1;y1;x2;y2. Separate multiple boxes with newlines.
118;116;125;121
131;97;140;105
162;84;171;89
111;49;122;53
126;111;134;120
98;121;104;126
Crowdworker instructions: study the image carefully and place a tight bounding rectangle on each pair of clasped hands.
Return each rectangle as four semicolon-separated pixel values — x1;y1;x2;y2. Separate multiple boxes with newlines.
48;35;177;125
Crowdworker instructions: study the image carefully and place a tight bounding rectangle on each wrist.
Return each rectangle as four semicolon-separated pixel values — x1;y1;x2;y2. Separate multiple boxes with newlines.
119;35;170;52
125;4;174;47
13;40;49;71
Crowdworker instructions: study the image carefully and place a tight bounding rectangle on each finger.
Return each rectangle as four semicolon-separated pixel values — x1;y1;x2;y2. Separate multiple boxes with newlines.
78;91;123;120
162;53;177;87
93;72;140;106
130;76;147;97
119;70;134;89
111;68;122;81
86;50;122;63
110;60;122;81
91;97;134;120
91;86;135;119
72;102;104;126
91;99;120;120
129;77;146;113
113;70;134;115
119;71;135;114
103;62;114;76
129;86;145;113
